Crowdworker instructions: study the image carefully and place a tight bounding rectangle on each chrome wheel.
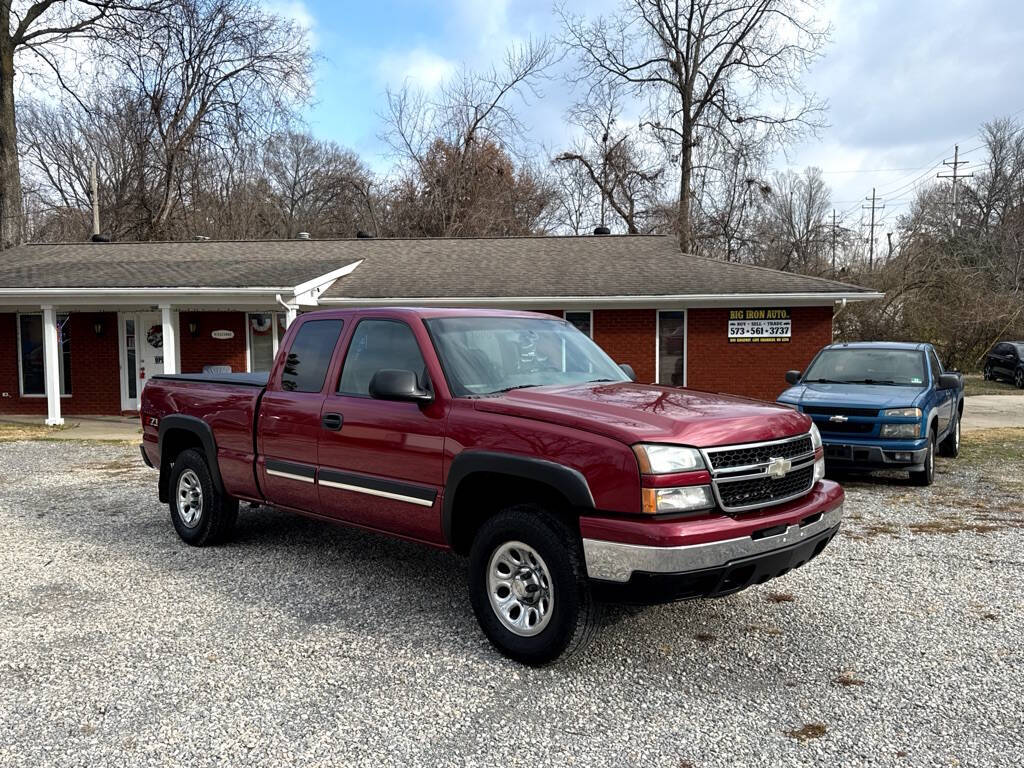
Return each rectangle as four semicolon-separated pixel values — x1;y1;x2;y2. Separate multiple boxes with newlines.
487;541;554;637
954;418;960;452
1016;370;1024;389
176;469;203;528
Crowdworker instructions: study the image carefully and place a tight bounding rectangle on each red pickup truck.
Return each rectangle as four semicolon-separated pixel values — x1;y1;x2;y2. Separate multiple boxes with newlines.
140;307;843;664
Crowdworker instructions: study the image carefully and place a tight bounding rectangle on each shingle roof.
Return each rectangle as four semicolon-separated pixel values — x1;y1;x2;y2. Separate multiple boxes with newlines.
0;235;875;298
0;240;356;288
318;234;875;299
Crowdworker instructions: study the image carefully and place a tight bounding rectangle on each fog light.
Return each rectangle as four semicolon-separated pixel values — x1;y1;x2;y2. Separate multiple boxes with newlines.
642;485;714;514
893;452;912;462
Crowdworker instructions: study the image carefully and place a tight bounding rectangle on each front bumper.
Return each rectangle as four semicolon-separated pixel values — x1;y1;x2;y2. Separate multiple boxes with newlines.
580;480;844;603
823;438;928;471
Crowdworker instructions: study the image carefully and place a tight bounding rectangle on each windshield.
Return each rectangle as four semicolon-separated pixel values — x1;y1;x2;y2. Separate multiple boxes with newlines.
425;316;629;396
803;348;927;386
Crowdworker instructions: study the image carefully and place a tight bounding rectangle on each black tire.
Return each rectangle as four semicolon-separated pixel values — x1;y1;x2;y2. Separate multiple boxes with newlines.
1016;368;1024;390
910;432;936;486
168;448;238;546
939;412;961;458
468;504;600;665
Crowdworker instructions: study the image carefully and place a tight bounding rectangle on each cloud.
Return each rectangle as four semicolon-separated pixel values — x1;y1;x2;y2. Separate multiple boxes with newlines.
263;0;317;43
378;48;457;92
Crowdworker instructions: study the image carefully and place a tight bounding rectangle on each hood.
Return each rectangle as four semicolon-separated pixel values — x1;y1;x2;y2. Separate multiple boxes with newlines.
779;382;927;410
474;382;811;448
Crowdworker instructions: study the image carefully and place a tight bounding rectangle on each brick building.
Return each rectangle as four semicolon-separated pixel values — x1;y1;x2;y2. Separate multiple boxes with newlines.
0;234;879;423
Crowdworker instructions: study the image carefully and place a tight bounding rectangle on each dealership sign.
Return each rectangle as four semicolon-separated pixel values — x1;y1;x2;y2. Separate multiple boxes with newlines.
728;308;791;343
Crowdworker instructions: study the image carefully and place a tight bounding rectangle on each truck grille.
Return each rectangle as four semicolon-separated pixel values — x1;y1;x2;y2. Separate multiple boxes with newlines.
706;435;813;471
802;406;880;418
702;433;817;513
717;465;815;509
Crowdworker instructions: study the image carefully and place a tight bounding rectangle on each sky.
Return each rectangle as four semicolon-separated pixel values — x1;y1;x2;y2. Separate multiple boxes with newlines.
283;0;1024;230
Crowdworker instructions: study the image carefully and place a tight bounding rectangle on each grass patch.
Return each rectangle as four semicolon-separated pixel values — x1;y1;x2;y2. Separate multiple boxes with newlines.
785;723;827;742
963;374;1024;397
0;423;65;441
960;428;1024;463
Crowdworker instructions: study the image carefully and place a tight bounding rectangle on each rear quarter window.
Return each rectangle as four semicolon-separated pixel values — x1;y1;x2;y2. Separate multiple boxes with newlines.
280;319;344;393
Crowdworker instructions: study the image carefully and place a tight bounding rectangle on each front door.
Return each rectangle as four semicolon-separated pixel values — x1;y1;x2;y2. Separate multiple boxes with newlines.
120;312;166;411
318;318;447;544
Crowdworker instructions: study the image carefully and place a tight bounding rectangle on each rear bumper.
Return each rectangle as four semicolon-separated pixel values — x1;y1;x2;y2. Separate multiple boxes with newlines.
822;438;928;471
580;480;843;603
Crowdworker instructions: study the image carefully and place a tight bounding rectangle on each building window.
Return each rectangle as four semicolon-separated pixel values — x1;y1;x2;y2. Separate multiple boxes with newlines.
247;312;289;372
18;313;72;396
657;310;686;387
564;310;593;338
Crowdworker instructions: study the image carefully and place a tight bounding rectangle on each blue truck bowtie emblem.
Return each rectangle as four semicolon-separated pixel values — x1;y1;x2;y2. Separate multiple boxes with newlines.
829;415;849;423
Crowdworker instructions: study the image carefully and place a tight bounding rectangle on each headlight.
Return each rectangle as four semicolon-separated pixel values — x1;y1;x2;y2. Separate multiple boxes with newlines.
880;423;920;438
633;444;705;474
809;422;822;451
813;456;825;484
641;485;715;514
883;407;922;419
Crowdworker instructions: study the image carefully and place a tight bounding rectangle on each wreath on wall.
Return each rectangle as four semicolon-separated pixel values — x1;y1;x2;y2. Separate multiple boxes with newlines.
147;325;163;349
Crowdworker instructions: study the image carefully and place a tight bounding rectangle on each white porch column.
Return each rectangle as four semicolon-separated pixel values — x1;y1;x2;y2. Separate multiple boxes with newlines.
285;307;297;327
160;304;179;374
41;305;64;426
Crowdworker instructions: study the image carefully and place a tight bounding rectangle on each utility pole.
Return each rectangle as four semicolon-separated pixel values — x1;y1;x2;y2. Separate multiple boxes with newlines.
831;209;837;278
89;160;100;237
863;188;885;270
937;144;973;229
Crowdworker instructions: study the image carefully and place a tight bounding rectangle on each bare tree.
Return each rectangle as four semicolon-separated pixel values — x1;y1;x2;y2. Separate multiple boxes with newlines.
560;0;828;252
0;0;172;247
380;39;555;236
96;0;312;237
553;83;664;233
757;166;831;273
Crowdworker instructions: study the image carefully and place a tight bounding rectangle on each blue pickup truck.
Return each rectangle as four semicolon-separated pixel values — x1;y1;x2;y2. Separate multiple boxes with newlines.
777;342;964;485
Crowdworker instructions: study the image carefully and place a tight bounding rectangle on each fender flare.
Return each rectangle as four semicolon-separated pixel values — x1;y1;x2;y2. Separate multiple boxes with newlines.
441;451;595;545
157;414;225;501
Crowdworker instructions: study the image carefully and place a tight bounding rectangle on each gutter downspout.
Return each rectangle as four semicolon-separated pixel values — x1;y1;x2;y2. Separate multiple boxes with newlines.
276;293;297;327
832;298;848;340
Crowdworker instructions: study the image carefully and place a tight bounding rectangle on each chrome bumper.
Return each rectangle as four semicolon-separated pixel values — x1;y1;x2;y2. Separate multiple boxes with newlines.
582;503;843;583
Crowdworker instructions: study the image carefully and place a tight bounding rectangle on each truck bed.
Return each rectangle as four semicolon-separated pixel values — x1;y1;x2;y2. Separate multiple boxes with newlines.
151;372;269;387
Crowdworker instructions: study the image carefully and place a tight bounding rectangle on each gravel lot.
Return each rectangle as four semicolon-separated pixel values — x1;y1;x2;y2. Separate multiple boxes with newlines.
1;435;1021;768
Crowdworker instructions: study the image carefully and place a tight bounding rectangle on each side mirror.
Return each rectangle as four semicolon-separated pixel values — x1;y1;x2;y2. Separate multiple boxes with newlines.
369;369;433;403
619;363;637;382
785;370;802;385
937;373;959;390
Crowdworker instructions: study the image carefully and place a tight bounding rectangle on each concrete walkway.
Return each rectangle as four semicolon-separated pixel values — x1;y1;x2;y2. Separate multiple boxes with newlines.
0;415;140;441
962;395;1024;432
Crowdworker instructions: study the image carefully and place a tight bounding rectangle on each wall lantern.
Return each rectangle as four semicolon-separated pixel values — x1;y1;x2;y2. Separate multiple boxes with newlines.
188;319;200;338
93;319;104;337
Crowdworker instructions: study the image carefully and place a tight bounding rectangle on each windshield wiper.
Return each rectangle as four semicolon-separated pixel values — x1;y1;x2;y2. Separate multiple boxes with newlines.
844;378;896;385
805;378;845;383
492;384;544;394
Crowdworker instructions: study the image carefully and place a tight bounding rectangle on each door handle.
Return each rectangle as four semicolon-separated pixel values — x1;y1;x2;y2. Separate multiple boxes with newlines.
321;412;343;431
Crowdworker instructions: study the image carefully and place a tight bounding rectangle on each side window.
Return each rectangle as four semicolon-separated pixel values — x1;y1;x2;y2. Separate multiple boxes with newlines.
280;319;344;393
927;351;942;382
338;319;427;396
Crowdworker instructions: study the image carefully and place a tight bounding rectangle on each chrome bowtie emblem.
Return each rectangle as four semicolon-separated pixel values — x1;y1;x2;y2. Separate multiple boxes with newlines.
829;414;848;423
766;456;792;479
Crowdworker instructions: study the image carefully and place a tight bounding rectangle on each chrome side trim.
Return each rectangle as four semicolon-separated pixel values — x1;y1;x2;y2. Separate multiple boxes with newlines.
582;503;843;583
266;469;316;484
318;479;435;507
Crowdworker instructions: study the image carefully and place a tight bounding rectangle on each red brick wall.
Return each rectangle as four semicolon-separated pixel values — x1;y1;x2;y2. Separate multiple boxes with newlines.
593;309;657;383
179;311;248;374
686;306;834;400
0;312;121;415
